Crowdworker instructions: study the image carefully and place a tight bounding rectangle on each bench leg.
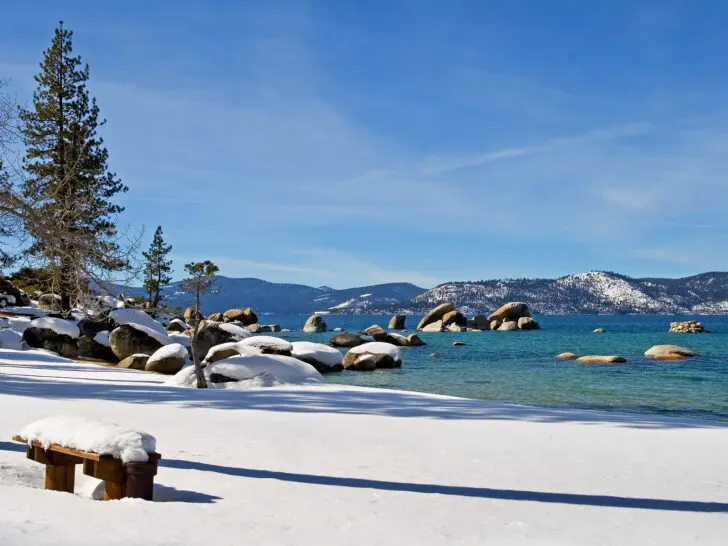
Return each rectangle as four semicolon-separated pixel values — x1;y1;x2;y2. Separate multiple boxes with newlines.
124;462;158;501
104;480;125;500
45;464;75;493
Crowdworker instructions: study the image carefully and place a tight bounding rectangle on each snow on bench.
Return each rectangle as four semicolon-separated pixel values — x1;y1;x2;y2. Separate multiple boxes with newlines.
13;416;161;500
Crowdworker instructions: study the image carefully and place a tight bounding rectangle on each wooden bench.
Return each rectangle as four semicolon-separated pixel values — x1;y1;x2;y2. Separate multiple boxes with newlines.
12;435;161;500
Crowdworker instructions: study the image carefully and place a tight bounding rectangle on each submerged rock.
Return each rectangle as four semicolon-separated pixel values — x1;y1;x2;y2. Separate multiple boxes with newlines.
554;352;578;360
644;345;696;358
576;355;626;364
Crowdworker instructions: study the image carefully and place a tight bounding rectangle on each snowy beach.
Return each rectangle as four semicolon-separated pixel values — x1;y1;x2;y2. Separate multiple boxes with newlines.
1;349;726;546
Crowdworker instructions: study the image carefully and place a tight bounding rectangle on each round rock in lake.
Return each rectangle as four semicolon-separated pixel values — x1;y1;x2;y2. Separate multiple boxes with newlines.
518;317;540;330
592;328;606;334
329;332;365;348
452;341;465;346
555;352;578;360
303;314;327;333
388;314;406;330
342;342;402;371
669;321;708;334
442;311;467;328
576;355;626;364
497;320;518;332
406;334;426;346
644;345;696;358
206;312;224;322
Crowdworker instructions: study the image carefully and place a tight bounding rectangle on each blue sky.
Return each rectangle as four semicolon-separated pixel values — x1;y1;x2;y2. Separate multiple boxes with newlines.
2;0;728;288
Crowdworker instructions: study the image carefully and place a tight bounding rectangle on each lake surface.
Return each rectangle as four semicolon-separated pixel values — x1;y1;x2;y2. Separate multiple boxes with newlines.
261;314;728;421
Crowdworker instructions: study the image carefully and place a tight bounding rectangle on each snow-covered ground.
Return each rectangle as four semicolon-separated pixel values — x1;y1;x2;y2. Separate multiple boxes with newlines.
0;348;726;545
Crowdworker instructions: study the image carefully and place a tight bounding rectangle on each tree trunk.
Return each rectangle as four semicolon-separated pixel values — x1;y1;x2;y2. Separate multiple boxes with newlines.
58;254;74;315
191;286;207;388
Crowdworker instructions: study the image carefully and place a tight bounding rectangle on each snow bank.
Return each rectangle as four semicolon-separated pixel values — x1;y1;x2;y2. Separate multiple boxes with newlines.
93;331;110;347
349;342;401;360
0;329;22;350
29;317;80;339
238;336;293;353
217;322;251;339
110;308;170;344
168;332;191;348
166;353;323;388
147;343;188;364
18;415;156;464
8;317;32;334
291;341;343;367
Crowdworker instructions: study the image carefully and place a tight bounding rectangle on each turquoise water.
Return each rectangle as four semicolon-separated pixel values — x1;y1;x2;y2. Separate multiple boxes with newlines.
263;314;728;421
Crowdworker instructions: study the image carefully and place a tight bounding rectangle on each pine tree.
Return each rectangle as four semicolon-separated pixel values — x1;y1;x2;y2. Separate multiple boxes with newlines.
142;226;173;312
181;260;219;388
18;22;128;312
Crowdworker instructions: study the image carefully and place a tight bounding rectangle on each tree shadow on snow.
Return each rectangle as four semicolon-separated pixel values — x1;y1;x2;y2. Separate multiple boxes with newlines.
160;458;728;514
1;372;726;430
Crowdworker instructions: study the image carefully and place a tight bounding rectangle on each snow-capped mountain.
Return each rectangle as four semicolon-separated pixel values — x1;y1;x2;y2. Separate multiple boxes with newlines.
134;278;426;315
396;271;728;315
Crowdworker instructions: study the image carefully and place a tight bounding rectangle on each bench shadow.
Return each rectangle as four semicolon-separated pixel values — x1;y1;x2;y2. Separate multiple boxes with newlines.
160;458;728;514
153;483;221;504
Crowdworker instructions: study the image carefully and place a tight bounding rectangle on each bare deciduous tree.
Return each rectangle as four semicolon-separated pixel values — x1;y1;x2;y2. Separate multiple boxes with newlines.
181;260;219;388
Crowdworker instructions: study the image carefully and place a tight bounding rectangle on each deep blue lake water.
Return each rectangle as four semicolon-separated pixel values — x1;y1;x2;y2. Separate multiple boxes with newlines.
260;314;728;421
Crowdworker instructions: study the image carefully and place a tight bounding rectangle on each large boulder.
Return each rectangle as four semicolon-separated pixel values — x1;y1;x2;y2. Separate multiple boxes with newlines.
467;315;490;330
78;333;117;363
387;333;410;347
517;317;540;330
342;342;402;371
487;302;531;322
183;307;203;326
417;304;454;330
204;342;243;363
669;321;708;334
37;293;62;312
329;332;366;348
166;318;190;333
441;311;467;328
407;334;426;346
77;314;115;339
290;341;344;373
303;314;327;333
497;320;518;332
361;324;387;336
555;352;578;360
644;345;697;358
223;308;258;326
109;324;164;361
191;321;250;360
22;317;80;359
145;344;187;375
117;354;149;370
0;277;30;307
206;312;224;322
388;315;406;330
421;320;444;333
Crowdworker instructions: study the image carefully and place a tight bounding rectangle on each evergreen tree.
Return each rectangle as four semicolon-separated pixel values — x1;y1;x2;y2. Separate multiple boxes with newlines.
142;226;173;311
18;22;128;312
181;260;219;388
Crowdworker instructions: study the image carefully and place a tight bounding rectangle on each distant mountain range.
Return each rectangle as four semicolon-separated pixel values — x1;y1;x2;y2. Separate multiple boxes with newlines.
120;277;426;315
112;271;728;315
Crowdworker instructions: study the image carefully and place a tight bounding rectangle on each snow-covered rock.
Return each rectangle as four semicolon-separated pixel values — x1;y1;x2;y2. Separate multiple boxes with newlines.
22;318;80;358
110;308;170;345
28;317;80;339
168;332;191;348
166;318;190;333
18;415;156;463
109;324;165;361
167;354;323;388
93;331;110;347
290;341;344;373
237;336;292;355
192;322;250;360
343;342;402;371
145;343;187;375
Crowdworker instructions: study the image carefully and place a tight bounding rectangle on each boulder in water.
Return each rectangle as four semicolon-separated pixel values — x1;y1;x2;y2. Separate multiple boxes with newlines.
417;303;454;330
